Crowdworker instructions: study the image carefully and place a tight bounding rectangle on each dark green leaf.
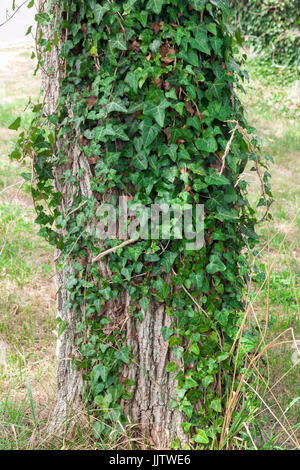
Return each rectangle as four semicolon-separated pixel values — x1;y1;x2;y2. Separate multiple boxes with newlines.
8;117;21;131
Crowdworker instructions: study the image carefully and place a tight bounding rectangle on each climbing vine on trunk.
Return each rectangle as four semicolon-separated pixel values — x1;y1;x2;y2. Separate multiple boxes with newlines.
11;0;272;449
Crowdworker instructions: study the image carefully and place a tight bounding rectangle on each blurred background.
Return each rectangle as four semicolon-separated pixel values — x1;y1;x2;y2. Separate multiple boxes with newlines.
0;0;36;46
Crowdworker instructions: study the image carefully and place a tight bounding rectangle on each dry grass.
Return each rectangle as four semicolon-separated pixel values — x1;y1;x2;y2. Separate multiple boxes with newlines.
219;232;300;450
0;44;58;449
224;61;300;449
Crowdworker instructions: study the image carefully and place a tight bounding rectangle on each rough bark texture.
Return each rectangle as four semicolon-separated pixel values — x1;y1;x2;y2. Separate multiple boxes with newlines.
42;2;187;447
122;304;187;448
40;11;83;434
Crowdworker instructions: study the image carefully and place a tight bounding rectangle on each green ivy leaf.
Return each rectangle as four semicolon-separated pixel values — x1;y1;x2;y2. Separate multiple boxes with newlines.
106;101;128;114
139;297;150;312
205;170;230;186
190;0;207;9
206;255;226;274
94;4;110;24
8;117;21;130
93;421;105;438
146;0;164;14
109;124;130;141
161;251;178;274
164;144;178;162
189;272;204;290
190;34;211;55
132;153;148;170
207;23;217;35
133;11;148;27
173;346;184;360
216;352;229;362
92;363;108;382
139;117;160;147
183;376;198;389
195;135;218;153
121;267;131;281
110;35;127;51
188;343;200;355
209;398;222;413
166;361;178;372
161;326;173;342
210;37;223;56
152;277;170;299
181;422;192;433
210;0;230;15
125;70;141;93
194;429;209;444
115;347;131;365
179;49;199;67
144;99;170;127
207;79;226;99
202;375;214;388
176;388;186;400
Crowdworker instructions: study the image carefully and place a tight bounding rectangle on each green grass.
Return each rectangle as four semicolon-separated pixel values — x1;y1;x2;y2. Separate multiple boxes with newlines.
0;397;33;450
0;46;58;450
239;58;300;449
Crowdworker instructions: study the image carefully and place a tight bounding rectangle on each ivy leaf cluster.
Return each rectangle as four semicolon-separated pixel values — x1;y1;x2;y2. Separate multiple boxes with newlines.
10;0;273;449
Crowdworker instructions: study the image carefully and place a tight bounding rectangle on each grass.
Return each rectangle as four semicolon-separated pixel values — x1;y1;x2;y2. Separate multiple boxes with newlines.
235;57;300;449
0;44;58;449
0;45;299;450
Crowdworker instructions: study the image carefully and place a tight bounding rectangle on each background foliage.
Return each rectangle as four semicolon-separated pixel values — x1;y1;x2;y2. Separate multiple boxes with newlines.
230;0;300;68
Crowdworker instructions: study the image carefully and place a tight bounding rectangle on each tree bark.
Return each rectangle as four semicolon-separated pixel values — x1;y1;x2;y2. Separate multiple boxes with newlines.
40;13;84;434
41;2;187;448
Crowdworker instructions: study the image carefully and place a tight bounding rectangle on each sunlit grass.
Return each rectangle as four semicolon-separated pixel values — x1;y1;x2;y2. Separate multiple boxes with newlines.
0;45;57;450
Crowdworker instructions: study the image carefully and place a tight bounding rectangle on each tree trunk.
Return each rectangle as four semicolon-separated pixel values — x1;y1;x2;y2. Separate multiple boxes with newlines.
122;303;187;448
41;4;187;448
40;17;84;434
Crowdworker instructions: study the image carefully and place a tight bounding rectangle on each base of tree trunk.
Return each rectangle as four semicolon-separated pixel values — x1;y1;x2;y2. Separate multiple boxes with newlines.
122;303;188;448
49;260;187;447
48;260;83;435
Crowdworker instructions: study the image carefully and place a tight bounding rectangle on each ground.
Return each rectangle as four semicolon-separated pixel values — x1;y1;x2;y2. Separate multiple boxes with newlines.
0;45;299;449
0;42;57;449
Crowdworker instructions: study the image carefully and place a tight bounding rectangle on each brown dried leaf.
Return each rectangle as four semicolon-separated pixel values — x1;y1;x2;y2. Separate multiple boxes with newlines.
86;95;98;111
185;100;195;116
12;305;19;316
152;77;163;89
128;40;140;52
163;127;171;144
164;81;171;91
160;44;176;64
150;21;164;34
79;257;88;268
89;155;100;164
130;110;143;121
66;156;73;170
78;134;88;146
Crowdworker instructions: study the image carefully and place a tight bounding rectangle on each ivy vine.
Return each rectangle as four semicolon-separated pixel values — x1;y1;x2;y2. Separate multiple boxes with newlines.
10;0;272;449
